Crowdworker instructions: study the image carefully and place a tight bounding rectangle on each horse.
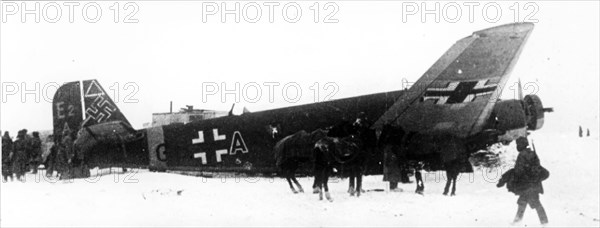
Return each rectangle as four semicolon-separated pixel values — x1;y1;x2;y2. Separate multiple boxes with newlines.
313;136;363;201
273;129;328;193
312;120;376;201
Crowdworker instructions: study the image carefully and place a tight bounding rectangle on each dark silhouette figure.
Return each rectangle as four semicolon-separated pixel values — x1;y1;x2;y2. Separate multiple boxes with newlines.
57;129;74;180
45;143;58;177
348;113;377;196
443;160;460;196
587;128;590;137
497;137;549;225
12;130;29;181
380;125;405;192
414;165;424;195
313;120;374;201
2;131;14;182
30;132;42;174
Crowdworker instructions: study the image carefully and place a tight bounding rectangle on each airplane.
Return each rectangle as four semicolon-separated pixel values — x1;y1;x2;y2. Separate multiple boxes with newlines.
51;22;552;176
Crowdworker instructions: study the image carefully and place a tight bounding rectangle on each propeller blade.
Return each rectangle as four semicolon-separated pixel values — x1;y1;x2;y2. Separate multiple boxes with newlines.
518;78;524;100
543;107;554;113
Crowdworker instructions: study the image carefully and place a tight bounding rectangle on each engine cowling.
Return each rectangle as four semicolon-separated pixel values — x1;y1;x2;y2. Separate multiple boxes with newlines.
489;99;527;132
523;94;547;131
482;94;552;145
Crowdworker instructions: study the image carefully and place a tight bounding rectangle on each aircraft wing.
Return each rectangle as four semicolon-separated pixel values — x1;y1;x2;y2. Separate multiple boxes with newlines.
373;23;534;138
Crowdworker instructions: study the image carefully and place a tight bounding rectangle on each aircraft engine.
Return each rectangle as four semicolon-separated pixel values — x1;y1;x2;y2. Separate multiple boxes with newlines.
523;94;551;131
490;100;527;132
488;94;553;135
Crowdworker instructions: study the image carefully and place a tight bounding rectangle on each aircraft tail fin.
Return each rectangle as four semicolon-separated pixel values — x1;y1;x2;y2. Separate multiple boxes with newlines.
52;81;84;140
80;80;130;127
52;80;131;140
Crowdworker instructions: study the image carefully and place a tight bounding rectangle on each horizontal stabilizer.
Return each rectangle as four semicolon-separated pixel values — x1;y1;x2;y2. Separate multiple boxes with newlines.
373;23;535;138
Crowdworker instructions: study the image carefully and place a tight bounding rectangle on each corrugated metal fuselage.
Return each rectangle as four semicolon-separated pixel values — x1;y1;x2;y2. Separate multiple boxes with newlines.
145;90;404;173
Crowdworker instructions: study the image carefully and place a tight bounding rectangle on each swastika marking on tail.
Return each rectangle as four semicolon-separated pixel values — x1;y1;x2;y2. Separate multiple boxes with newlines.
83;95;117;125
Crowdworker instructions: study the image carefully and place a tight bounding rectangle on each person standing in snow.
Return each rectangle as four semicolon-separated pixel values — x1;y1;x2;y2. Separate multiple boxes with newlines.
45;136;58;177
587;128;590;137
380;124;405;192
414;162;424;195
12;130;30;181
2;131;14;182
57;129;74;180
353;112;376;176
497;137;549;225
29;131;42;174
22;129;33;172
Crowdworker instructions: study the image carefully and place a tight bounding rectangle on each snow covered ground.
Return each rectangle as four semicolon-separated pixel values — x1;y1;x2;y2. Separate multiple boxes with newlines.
1;133;598;227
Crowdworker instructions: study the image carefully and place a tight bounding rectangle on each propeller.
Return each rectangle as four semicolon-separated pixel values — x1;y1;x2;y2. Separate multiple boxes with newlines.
518;78;524;100
519;78;553;113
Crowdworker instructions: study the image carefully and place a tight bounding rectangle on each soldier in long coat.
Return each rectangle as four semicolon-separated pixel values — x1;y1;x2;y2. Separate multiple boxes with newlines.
22;129;33;172
2;131;14;182
12;130;29;181
380;125;405;191
45;136;58;177
497;137;549;225
57;129;74;180
30;131;43;174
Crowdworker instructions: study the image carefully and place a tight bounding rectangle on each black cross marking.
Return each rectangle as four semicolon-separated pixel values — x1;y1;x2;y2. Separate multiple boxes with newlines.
423;80;497;104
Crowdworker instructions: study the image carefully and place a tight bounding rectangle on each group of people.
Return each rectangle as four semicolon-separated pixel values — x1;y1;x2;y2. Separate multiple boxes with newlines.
579;125;591;137
380;125;549;225
2;120;549;225
2;129;42;181
1;128;77;182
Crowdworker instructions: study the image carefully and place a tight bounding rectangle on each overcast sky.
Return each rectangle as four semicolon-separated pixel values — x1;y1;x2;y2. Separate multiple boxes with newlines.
1;1;598;136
